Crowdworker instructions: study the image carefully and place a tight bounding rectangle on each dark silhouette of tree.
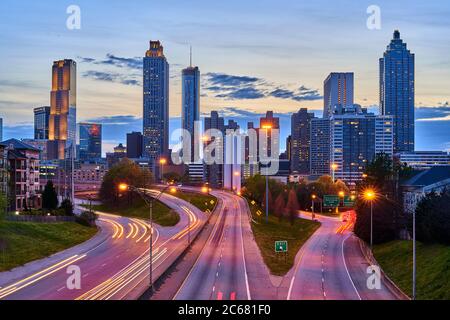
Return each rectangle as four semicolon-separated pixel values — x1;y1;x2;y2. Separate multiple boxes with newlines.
274;193;286;222
286;189;300;226
100;158;153;205
60;198;74;216
415;189;450;244
42;181;58;210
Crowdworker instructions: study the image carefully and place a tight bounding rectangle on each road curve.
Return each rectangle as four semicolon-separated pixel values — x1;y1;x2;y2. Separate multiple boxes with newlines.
287;212;398;300
0;191;207;300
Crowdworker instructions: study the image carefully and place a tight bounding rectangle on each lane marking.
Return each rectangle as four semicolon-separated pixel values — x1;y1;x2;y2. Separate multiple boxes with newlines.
342;233;362;300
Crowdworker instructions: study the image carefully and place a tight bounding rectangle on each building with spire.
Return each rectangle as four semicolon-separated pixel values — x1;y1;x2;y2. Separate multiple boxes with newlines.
380;30;415;153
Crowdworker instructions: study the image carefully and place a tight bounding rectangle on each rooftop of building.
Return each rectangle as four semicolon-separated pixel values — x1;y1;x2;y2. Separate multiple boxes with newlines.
1;138;40;152
402;166;450;187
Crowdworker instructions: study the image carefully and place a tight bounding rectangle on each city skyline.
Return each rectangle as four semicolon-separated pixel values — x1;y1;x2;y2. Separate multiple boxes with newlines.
0;0;449;154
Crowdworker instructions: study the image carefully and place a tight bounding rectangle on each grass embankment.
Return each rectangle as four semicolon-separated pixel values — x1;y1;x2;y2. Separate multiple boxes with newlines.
169;191;217;213
247;200;320;276
87;197;179;227
373;240;450;300
0;221;97;272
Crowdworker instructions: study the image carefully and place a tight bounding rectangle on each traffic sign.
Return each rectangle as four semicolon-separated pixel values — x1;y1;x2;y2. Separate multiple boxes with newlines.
275;241;288;253
324;195;340;207
343;196;355;207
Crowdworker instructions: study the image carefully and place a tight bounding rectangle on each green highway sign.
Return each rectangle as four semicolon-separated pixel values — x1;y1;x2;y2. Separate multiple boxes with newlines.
275;241;288;253
343;196;356;207
324;195;340;207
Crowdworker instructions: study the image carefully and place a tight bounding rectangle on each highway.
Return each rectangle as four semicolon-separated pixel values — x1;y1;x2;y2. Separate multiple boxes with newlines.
0;191;207;300
174;190;251;300
287;211;398;300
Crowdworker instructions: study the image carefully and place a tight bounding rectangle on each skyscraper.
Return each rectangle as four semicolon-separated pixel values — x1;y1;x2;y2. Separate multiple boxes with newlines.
127;132;144;159
143;41;169;166
48;59;77;159
181;57;200;163
204;111;225;188
380;30;415;153
291;108;316;174
78;123;102;161
310;118;331;177
323;72;354;118
34;106;50;140
330;104;393;186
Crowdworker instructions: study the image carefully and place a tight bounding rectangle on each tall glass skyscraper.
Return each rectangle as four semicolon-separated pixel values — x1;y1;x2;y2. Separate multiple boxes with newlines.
143;41;169;164
290;108;316;174
380;30;415;153
78;123;102;161
182;63;200;163
34;106;50;139
49;59;77;159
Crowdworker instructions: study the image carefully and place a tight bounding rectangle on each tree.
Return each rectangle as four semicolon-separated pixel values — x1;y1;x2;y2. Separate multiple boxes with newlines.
286;189;300;225
415;189;450;244
100;158;153;205
42;181;58;210
60;198;74;216
0;192;7;219
274;193;286;222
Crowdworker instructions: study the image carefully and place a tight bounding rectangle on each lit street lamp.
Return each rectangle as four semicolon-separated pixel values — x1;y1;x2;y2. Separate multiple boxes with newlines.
262;124;272;224
159;158;167;183
363;189;376;248
118;182;175;295
331;163;338;182
311;194;317;220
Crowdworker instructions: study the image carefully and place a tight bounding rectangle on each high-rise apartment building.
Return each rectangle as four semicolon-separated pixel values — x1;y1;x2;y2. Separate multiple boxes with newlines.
48;59;77;160
290;108;315;174
380;30;415;153
204;111;225;188
310;118;331;177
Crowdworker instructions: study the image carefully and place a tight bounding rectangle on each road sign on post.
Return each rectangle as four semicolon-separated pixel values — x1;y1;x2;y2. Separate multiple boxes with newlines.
275;241;288;253
343;196;355;207
323;195;340;207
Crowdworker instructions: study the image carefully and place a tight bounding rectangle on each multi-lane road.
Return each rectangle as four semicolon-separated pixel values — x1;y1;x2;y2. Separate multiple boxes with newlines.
174;190;251;300
0;191;207;300
0;187;400;300
287;211;398;300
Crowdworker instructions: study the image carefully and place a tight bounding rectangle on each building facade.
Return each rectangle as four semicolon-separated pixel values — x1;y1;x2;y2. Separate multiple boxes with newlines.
143;41;169;167
323;72;354;118
291;108;315;174
127;132;144;159
34;106;51;140
380;30;415;153
398;151;450;170
310;118;331;177
204;111;225;188
330;105;393;186
78;123;102;161
3;139;41;211
49;59;77;160
106;143;127;168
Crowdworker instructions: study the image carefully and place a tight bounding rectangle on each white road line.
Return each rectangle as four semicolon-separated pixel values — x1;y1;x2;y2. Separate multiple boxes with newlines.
238;195;251;301
342;233;362;300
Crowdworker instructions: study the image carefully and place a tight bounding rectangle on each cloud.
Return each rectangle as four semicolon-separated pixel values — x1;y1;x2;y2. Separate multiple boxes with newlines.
203;72;320;102
416;105;450;121
82;70;141;86
79;54;142;70
205;73;261;87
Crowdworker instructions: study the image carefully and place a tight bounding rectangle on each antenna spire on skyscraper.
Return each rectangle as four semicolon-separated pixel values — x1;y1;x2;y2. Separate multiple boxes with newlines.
190;45;192;67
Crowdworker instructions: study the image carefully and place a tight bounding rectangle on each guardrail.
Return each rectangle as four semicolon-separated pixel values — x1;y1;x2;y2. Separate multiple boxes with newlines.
357;236;411;300
5;215;76;223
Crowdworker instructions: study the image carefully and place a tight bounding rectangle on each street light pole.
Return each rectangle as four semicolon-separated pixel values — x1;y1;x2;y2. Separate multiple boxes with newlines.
370;200;373;249
413;209;416;300
265;174;269;223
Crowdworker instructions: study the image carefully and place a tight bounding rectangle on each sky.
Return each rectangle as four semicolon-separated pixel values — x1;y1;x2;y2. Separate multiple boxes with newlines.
0;0;449;155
